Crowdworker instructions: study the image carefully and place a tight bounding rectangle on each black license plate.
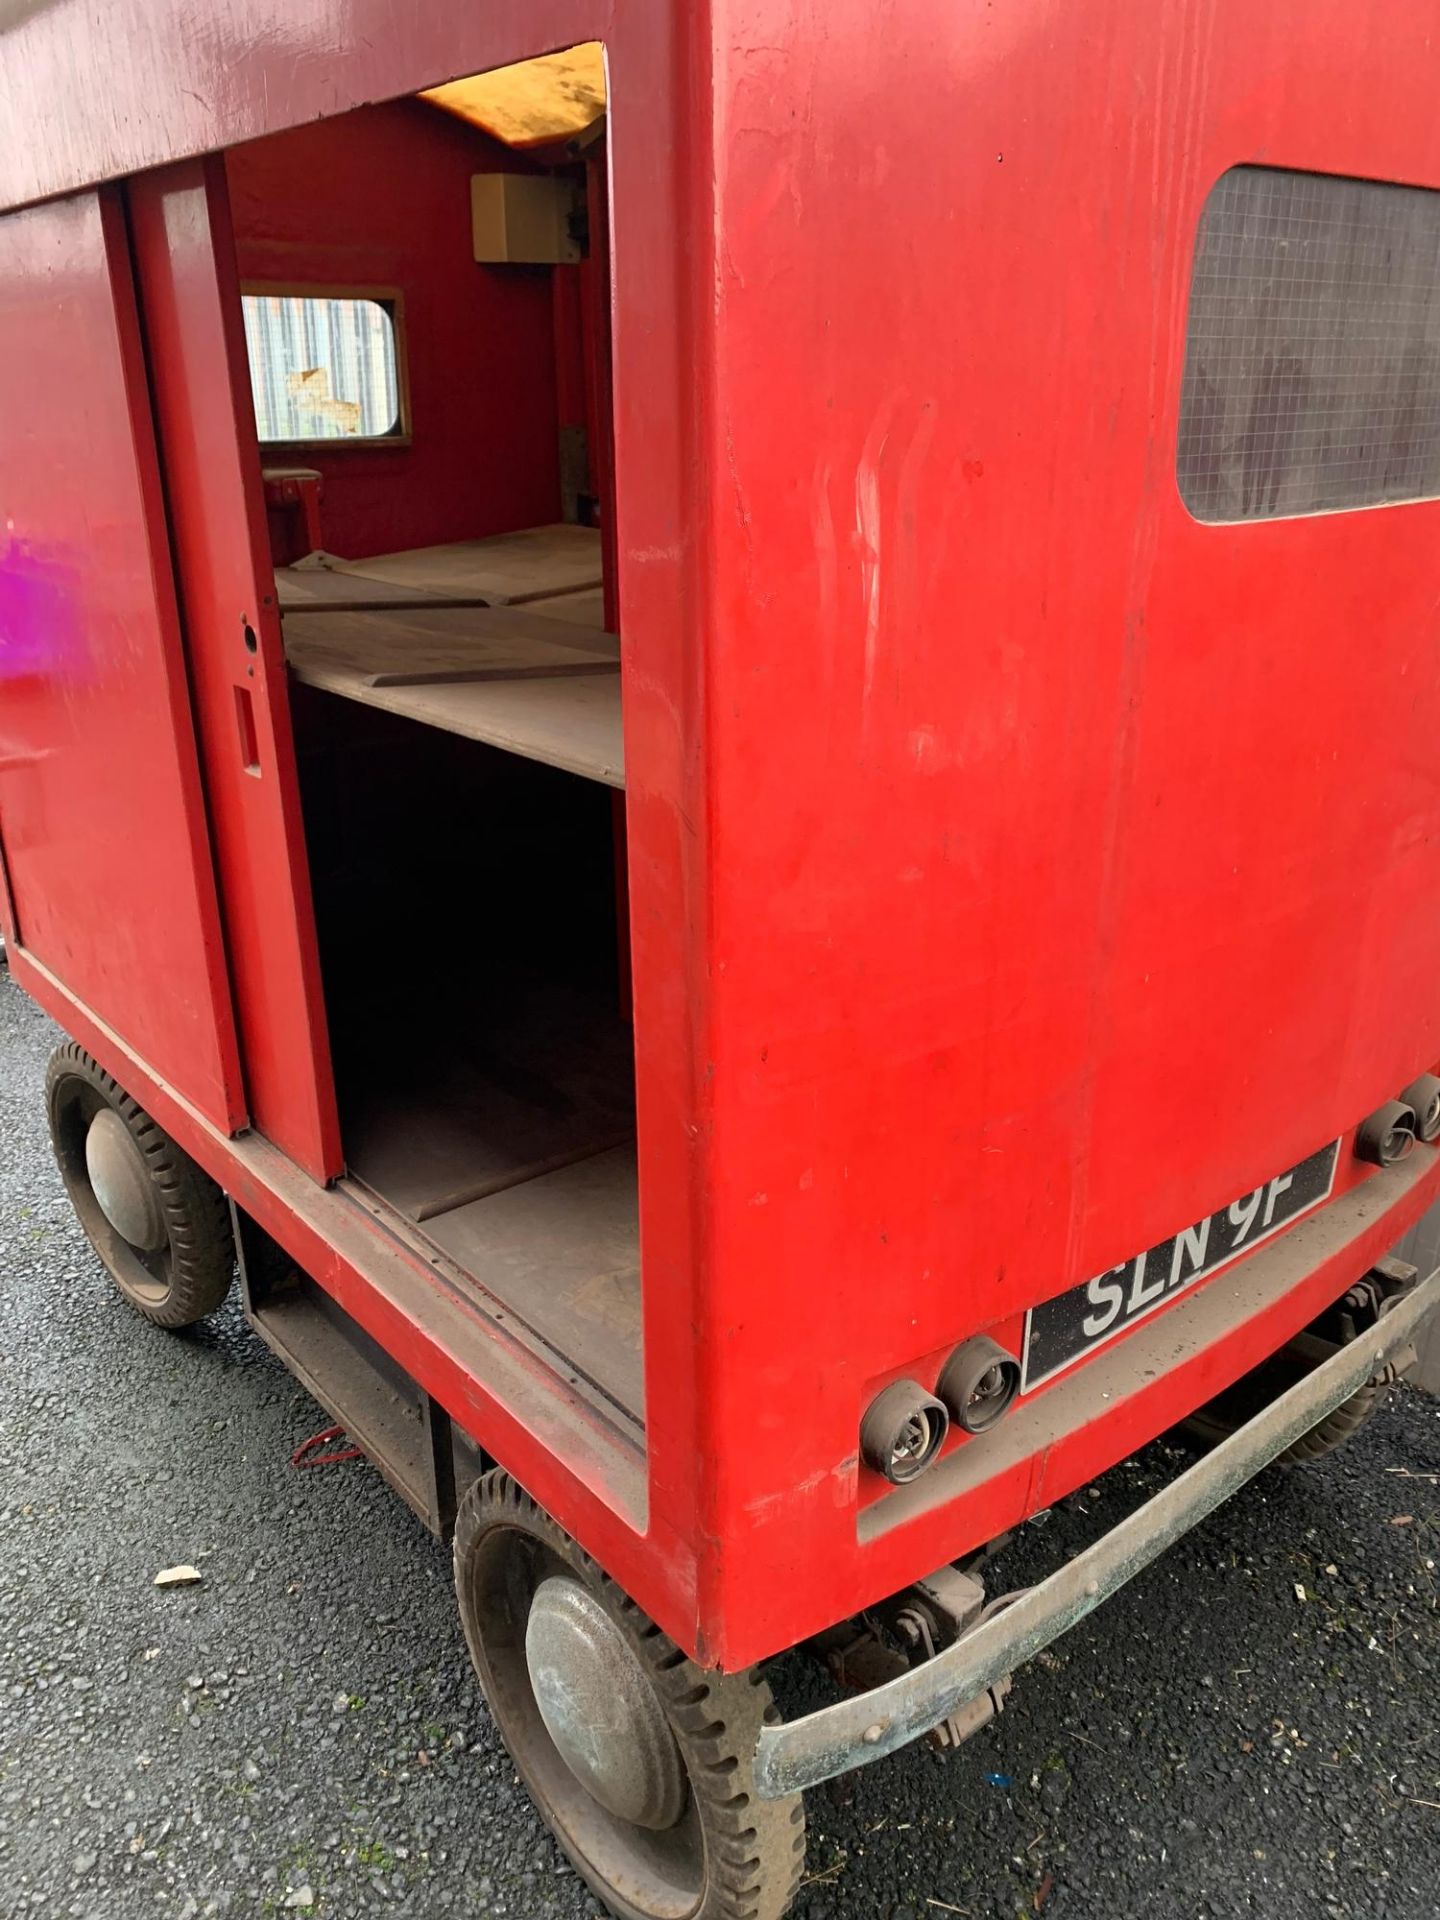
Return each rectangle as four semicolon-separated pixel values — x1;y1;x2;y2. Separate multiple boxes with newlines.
1021;1139;1341;1393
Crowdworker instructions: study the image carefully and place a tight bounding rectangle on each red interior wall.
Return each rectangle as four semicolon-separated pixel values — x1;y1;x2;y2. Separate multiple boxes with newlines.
226;99;560;559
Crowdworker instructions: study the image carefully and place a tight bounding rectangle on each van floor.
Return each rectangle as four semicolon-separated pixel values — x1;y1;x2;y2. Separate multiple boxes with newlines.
330;982;643;1424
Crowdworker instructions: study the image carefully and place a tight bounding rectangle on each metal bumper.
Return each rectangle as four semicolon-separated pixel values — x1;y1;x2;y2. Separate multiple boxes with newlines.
753;1263;1440;1799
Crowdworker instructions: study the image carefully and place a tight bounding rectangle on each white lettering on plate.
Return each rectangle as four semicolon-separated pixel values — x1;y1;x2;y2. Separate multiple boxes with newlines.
1127;1249;1167;1314
1262;1170;1295;1228
1082;1266;1128;1338
1170;1216;1211;1288
1227;1186;1264;1245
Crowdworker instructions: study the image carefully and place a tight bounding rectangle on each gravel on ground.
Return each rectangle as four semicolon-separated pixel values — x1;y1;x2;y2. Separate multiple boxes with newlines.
1;966;1436;1919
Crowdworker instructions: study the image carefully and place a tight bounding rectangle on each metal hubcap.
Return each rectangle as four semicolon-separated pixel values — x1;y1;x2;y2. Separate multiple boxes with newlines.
84;1110;165;1252
524;1576;687;1831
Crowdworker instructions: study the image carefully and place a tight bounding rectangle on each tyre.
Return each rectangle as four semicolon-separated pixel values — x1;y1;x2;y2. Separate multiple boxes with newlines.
45;1042;234;1328
454;1470;807;1920
1277;1377;1386;1464
1182;1353;1386;1465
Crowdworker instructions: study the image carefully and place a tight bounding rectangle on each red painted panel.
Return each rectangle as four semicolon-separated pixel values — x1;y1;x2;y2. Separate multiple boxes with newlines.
226;100;560;558
0;190;244;1130
128;161;344;1183
684;0;1440;1661
0;818;18;944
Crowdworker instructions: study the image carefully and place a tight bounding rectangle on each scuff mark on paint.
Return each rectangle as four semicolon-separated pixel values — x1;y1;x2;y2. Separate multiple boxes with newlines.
855;436;887;703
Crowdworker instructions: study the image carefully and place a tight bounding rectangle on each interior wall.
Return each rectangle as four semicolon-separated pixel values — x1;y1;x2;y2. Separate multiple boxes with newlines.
226;98;561;558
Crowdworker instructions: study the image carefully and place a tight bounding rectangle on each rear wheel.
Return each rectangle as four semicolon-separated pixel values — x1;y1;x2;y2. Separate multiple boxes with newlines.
454;1470;806;1920
1275;1379;1386;1465
45;1042;234;1328
1182;1274;1411;1467
1185;1364;1386;1465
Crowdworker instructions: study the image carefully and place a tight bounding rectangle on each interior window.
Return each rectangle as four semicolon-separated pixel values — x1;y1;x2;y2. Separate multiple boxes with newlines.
241;288;404;444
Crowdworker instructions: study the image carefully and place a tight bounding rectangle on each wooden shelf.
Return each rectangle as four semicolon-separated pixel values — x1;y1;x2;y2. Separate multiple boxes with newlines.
340;985;636;1225
276;566;496;614
327;522;603;605
333;983;641;1423
284;602;624;787
513;584;607;629
422;1146;641;1422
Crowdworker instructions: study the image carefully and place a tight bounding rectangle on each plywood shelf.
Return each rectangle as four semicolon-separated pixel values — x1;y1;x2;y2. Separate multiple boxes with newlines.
284;601;624;787
512;584;607;630
276;567;496;614
340;985;636;1226
334;986;641;1423
422;1146;642;1422
323;522;603;604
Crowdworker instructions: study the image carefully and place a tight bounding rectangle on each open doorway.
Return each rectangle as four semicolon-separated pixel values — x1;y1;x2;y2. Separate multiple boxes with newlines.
220;49;642;1431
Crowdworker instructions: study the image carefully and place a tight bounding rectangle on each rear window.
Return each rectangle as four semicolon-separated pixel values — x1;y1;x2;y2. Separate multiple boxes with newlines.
241;289;404;445
1176;167;1440;522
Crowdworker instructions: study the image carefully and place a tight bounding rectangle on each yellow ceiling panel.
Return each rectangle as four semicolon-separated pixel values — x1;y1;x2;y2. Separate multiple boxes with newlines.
423;44;606;151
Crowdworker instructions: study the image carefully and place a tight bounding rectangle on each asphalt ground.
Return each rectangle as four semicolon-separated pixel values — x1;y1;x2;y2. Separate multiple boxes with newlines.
1;963;1437;1920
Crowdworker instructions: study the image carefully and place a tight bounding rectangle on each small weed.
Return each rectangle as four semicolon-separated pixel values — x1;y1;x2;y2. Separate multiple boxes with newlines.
261;1842;323;1915
356;1838;397;1874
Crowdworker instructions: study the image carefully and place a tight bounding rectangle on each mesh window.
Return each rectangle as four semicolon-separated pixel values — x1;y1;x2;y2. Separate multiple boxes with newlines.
1177;167;1440;522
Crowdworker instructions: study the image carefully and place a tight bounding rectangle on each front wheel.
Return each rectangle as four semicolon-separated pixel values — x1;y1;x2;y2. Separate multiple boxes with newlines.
454;1471;806;1920
45;1042;234;1328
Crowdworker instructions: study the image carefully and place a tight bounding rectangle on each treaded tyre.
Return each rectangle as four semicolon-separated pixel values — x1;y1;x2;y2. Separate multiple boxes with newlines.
45;1042;233;1329
1275;1377;1386;1466
1183;1363;1386;1466
454;1470;806;1920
